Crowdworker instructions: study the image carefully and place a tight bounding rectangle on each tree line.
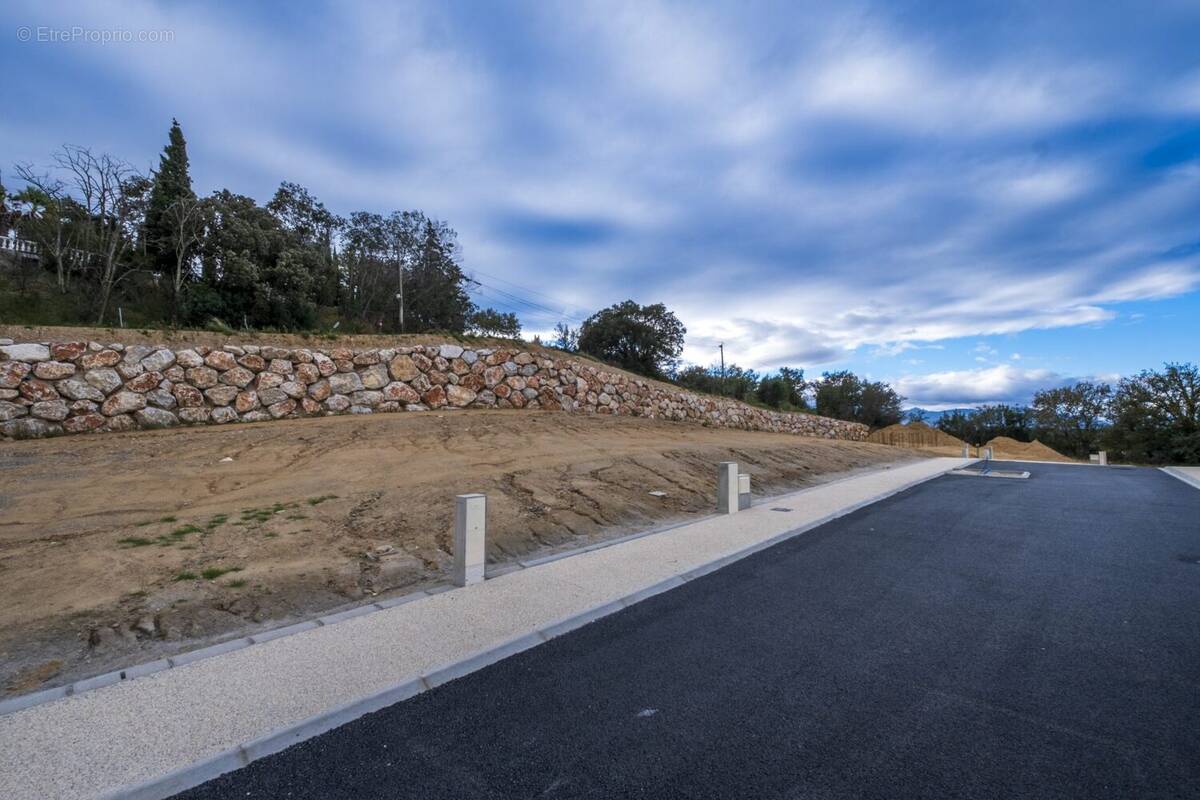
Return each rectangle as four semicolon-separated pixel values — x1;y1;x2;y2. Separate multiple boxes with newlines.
2;120;520;337
553;301;904;428
928;365;1199;465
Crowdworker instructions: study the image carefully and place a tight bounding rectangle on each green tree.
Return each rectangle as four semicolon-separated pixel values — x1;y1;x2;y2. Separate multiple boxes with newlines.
469;308;521;338
146;119;196;274
776;367;808;409
196;189;316;330
1030;382;1111;458
268;182;341;308
1105;363;1199;464
577;300;686;378
404;219;473;333
812;371;904;428
551;322;578;352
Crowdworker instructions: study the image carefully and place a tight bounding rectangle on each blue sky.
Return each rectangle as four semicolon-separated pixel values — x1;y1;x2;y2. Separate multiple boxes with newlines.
2;1;1198;408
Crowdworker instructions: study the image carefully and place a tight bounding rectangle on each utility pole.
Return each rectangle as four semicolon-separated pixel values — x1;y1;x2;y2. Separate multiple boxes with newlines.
719;342;726;396
396;252;405;333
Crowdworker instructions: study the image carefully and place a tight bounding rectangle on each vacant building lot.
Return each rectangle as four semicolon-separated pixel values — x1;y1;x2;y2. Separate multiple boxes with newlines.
0;410;920;696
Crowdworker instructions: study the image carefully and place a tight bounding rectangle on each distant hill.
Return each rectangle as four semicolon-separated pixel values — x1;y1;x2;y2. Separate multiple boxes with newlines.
903;407;975;425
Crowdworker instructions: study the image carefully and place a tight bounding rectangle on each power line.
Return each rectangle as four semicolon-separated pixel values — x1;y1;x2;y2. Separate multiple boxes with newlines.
468;267;578;309
467;278;588;324
466;284;581;324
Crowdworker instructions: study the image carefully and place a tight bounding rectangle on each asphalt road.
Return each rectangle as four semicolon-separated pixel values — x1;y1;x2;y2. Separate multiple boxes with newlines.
178;463;1200;799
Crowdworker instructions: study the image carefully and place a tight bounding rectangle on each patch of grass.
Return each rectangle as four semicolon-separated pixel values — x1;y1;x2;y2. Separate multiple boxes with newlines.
205;514;228;530
173;571;198;582
135;519;155;527
117;537;155;548
264;532;278;539
226;579;248;589
200;565;243;581
159;515;178;523
306;494;338;506
285;513;307;520
171;524;202;537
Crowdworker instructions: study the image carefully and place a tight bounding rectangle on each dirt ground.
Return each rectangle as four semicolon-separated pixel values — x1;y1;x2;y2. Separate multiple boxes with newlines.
0;410;923;696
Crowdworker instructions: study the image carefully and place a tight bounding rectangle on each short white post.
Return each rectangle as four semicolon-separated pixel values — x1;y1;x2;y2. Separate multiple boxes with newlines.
453;493;486;587
983;447;993;461
717;462;739;515
1099;450;1108;466
961;444;969;458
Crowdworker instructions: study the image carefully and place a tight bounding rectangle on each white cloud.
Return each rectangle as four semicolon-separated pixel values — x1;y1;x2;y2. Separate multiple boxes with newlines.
896;364;1070;408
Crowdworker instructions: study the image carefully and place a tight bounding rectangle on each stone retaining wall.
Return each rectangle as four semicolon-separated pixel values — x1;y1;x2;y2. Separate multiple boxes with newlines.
0;338;869;441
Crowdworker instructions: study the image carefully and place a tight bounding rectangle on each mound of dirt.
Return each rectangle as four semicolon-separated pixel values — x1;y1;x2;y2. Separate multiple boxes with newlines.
868;421;966;455
983;436;1075;463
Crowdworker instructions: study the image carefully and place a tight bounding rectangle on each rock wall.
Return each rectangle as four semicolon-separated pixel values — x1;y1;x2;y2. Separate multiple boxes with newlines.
0;338;868;441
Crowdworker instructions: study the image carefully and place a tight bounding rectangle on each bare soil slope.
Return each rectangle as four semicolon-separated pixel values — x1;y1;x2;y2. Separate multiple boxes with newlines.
0;410;921;696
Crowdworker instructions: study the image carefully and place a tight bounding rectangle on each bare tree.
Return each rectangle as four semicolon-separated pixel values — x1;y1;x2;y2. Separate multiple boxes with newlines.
161;195;207;319
11;162;82;292
53;145;149;324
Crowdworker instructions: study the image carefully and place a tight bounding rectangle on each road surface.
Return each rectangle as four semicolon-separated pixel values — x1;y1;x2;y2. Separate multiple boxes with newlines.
178;462;1200;799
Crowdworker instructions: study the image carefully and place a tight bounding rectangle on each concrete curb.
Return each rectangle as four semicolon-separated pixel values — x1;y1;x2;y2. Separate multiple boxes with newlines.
1161;467;1200;491
91;460;959;800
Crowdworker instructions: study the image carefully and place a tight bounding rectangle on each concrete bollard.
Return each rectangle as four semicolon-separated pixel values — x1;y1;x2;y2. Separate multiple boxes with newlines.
717;462;739;515
1099;451;1108;466
961;444;970;458
453;493;487;587
983;447;993;461
738;473;751;511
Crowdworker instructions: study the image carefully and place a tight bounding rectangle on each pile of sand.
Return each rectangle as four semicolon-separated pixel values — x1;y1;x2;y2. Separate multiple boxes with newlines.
868;422;966;454
983;436;1075;463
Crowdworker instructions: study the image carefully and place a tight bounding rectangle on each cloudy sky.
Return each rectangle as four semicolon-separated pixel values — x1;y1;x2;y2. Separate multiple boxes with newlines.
3;1;1199;408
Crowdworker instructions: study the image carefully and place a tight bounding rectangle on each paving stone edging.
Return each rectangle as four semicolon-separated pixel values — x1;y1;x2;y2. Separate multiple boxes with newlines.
90;463;961;800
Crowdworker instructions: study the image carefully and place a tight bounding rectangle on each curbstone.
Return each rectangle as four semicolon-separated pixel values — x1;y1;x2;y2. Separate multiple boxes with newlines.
72;669;124;694
374;590;430;609
537;600;626;640
248;621;321;644
238;678;426;765
123;659;171;681
619;575;687;607
168;638;252;668
0;684;71;717
317;605;380;626
421;632;546;690
95;746;247;800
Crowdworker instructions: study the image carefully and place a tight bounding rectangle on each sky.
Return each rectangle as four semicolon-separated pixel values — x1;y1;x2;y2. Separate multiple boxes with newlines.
2;0;1198;409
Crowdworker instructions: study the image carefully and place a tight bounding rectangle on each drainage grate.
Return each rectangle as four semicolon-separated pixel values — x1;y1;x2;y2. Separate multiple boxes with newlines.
770;507;793;512
1176;554;1200;565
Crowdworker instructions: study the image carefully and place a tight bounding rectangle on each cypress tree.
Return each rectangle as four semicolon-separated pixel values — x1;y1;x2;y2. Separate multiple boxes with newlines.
146;118;196;271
